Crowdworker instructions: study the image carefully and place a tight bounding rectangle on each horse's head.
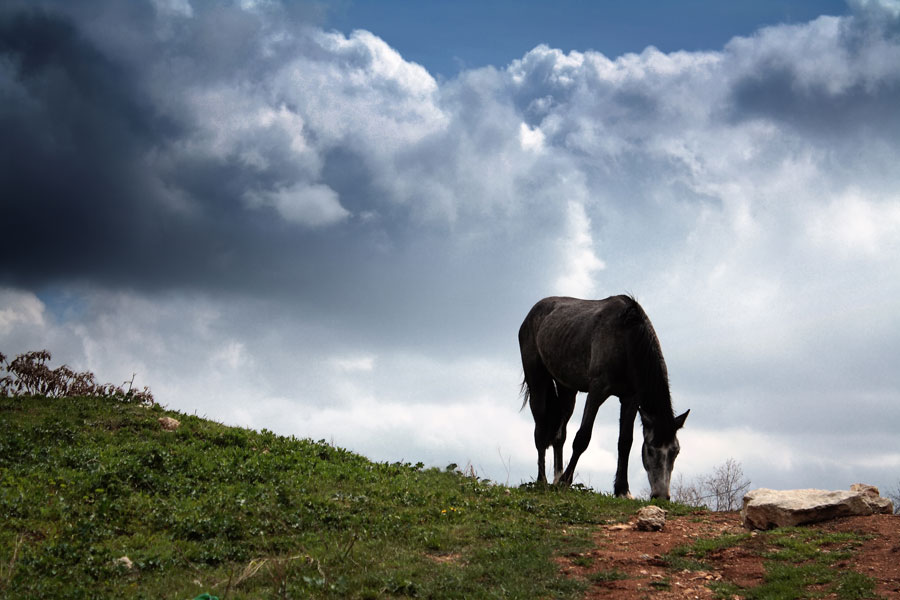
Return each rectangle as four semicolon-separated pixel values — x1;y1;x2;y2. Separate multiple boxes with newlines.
640;409;689;500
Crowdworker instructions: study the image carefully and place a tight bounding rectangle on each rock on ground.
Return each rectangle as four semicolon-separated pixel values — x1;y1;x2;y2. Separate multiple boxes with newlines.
741;485;894;530
634;505;667;531
158;416;180;431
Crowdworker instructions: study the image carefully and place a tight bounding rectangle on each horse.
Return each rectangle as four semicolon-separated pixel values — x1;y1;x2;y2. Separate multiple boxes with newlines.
519;294;689;499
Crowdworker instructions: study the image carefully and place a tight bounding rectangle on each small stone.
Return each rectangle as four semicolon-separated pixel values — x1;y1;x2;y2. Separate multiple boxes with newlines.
113;556;133;569
634;505;667;531
158;416;180;431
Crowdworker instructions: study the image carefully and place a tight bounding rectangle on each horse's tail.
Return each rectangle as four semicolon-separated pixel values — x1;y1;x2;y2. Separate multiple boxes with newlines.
520;377;531;411
517;300;547;412
519;315;535;411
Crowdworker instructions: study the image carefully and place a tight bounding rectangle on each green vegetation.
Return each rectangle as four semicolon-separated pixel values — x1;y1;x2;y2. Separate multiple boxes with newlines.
669;532;751;561
0;393;668;599
589;568;628;583
0;366;885;600
664;531;750;572
669;527;880;600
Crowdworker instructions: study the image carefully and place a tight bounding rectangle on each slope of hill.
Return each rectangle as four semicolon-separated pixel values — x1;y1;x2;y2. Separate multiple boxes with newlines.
4;394;894;599
0;394;658;599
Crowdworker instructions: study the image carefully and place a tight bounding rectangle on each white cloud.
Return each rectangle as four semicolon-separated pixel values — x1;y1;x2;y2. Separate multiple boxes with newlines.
212;341;251;371
808;189;900;257
554;200;605;298
519;122;545;151
246;182;350;227
331;355;376;373
0;289;45;334
287;29;447;150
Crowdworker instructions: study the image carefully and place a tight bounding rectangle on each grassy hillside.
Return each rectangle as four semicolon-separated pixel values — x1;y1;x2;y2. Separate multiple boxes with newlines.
0;394;678;599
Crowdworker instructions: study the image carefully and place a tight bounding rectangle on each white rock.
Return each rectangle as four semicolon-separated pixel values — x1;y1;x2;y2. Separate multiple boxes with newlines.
158;416;180;431
850;483;894;514
634;505;667;531
741;486;894;530
113;556;134;569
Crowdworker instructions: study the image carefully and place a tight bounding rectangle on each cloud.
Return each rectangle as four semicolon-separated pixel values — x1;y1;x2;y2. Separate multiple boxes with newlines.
554;200;605;298
151;0;192;18
245;182;349;227
0;289;45;333
808;188;900;257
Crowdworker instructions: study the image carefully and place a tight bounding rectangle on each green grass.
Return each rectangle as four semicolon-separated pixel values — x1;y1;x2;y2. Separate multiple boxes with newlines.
666;526;881;600
669;532;751;560
0;394;665;599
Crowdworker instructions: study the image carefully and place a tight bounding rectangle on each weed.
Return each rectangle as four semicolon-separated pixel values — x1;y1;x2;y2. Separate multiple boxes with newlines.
570;554;592;567
664;531;749;573
676;526;880;600
591;568;628;583
709;580;743;599
664;554;709;572
649;576;671;590
671;532;751;559
835;570;879;599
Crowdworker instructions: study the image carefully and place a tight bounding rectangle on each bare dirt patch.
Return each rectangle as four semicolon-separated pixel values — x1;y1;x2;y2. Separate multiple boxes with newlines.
559;510;900;599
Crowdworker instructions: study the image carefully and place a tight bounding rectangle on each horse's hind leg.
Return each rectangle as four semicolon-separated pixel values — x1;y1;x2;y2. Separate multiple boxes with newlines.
551;384;577;483
529;380;558;483
523;361;558;483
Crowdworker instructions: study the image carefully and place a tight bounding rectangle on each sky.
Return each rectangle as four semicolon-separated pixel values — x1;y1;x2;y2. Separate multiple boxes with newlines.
2;0;900;497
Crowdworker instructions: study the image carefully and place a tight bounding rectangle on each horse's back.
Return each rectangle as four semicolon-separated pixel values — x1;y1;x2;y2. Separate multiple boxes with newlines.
524;295;633;336
522;295;634;392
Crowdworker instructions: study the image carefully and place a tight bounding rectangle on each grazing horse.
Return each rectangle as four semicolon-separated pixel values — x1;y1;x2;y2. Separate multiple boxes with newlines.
519;295;689;499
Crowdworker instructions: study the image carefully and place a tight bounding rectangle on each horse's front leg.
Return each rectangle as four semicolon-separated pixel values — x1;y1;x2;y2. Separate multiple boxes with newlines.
613;398;638;498
558;384;609;486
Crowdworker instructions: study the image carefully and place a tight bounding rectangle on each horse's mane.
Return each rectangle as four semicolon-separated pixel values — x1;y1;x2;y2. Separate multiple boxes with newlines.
621;296;674;428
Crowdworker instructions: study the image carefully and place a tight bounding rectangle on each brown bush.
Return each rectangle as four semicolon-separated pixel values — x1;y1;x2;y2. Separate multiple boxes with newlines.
0;350;153;405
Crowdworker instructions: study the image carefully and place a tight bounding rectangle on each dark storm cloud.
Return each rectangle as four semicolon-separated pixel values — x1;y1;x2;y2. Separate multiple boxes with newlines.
0;6;279;293
724;9;900;140
728;61;900;140
0;8;177;282
0;4;396;314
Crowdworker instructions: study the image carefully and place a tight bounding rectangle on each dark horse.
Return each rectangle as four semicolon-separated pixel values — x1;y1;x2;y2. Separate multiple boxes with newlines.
519;295;689;499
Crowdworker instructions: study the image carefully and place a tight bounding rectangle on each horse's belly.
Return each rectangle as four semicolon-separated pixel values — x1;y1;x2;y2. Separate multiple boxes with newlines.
535;332;593;392
535;305;628;394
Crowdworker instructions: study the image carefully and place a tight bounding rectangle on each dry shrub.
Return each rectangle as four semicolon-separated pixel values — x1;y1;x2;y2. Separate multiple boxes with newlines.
0;350;153;405
672;458;751;511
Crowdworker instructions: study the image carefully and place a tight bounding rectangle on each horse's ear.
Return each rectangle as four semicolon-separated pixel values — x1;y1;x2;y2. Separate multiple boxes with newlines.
674;409;690;430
